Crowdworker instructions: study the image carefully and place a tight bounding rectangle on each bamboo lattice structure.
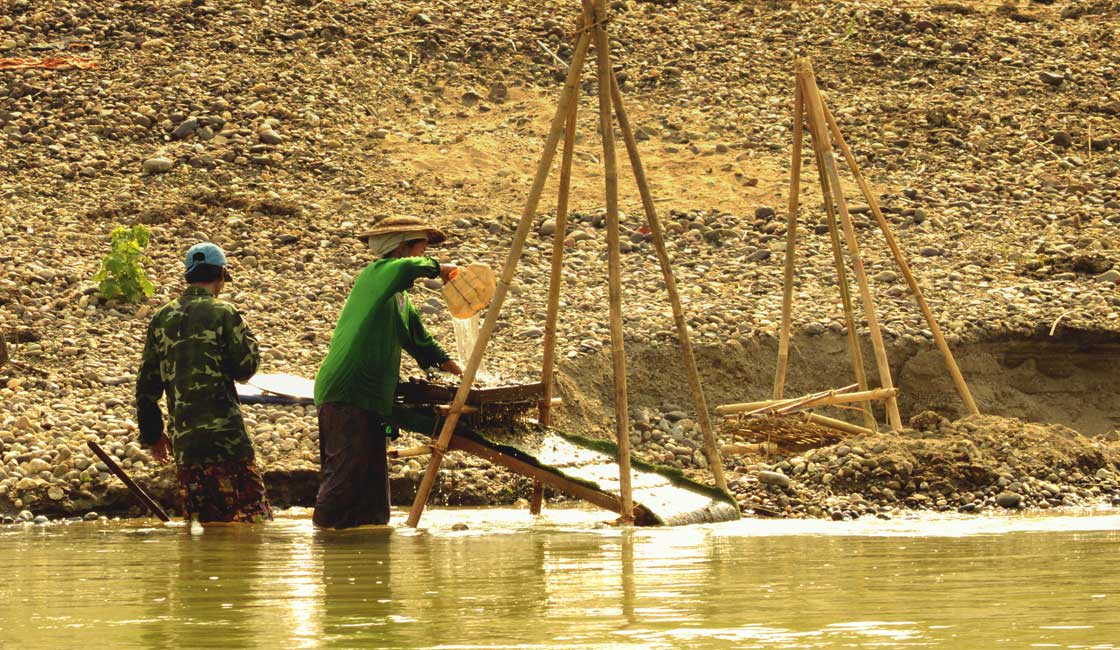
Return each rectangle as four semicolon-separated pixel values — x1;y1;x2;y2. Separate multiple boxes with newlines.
406;0;729;527
767;57;979;437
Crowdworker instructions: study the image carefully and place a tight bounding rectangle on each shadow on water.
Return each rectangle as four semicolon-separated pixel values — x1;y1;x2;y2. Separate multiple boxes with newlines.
0;507;1118;649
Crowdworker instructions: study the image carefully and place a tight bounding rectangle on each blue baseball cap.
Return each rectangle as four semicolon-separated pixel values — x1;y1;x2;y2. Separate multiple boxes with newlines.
185;242;228;273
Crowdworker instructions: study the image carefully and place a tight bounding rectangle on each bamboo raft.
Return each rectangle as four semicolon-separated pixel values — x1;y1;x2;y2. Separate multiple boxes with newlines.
238;374;739;526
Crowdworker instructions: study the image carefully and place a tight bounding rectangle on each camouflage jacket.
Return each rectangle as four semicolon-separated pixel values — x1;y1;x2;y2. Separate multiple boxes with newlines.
136;285;260;465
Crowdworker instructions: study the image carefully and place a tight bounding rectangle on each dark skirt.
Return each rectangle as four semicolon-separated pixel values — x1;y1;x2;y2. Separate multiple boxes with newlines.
177;458;273;523
314;403;391;529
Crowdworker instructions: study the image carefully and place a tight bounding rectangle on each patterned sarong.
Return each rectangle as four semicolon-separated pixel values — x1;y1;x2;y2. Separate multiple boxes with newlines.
177;458;273;523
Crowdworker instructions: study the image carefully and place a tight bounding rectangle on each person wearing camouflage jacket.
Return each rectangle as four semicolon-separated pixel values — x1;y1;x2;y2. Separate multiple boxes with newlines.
135;242;272;523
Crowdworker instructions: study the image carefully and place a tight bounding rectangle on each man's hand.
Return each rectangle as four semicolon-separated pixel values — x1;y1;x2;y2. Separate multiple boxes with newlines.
439;264;459;283
440;360;463;376
150;435;172;465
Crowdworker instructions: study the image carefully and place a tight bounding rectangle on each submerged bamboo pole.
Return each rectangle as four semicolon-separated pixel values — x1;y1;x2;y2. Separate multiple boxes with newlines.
608;73;727;491
799;59;903;432
773;76;805;401
805;91;875;429
820;103;980;416
591;0;634;522
405;28;593;528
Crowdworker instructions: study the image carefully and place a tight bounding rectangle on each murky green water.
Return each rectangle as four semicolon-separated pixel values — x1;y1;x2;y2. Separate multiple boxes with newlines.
1;508;1118;649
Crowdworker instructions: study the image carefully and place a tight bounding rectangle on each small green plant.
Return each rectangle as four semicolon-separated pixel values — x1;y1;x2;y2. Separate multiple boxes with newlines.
93;225;155;303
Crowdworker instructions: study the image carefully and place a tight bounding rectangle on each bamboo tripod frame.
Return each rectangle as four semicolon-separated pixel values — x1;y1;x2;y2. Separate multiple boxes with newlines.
771;58;980;432
406;0;728;527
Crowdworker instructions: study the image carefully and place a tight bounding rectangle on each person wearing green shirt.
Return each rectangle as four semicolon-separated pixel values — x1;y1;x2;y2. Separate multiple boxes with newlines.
313;216;462;528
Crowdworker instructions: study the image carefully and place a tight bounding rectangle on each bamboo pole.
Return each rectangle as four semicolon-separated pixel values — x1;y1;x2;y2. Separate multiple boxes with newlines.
738;383;858;418
802;412;876;436
821;102;980;416
87;441;170;522
799;59;903;432
405;28;593;528
722;411;876;438
539;16;585;431
722;442;779;455
607;72;727;491
775;387;897;414
534;12;587;517
807;103;875;429
591;0;634;522
716;387;898;416
773;75;804;401
387;445;434;459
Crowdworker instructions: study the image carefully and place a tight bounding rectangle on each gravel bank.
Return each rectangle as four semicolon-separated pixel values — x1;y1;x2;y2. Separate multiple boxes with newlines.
2;0;1119;521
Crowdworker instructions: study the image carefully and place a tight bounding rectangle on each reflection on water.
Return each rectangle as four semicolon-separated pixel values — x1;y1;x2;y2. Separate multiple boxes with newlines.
1;508;1118;649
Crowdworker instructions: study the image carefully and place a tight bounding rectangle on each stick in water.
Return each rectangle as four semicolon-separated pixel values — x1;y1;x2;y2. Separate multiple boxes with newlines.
87;441;171;522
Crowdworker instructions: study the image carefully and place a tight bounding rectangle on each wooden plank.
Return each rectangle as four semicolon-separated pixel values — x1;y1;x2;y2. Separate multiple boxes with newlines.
448;434;656;525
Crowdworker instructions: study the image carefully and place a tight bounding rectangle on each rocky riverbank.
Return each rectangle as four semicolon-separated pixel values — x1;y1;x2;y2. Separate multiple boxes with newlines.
2;0;1120;522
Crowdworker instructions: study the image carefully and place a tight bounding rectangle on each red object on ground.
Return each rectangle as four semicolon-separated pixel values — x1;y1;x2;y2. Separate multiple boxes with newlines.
0;56;99;70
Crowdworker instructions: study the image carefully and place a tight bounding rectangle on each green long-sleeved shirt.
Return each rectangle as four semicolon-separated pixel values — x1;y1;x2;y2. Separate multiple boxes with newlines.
136;285;260;465
314;256;450;416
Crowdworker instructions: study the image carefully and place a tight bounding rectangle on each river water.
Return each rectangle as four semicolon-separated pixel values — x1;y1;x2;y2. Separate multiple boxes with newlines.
1;507;1117;649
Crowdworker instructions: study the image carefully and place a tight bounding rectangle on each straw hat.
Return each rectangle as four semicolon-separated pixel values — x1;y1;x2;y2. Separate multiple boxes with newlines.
357;215;447;245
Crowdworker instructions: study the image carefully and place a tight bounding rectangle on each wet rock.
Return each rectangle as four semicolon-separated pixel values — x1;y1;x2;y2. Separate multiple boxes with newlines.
83;512;99;521
996;491;1023;509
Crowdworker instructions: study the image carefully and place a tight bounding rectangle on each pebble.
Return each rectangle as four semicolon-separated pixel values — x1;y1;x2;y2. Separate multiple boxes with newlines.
171;117;199;140
757;471;790;489
142;157;173;174
260;130;284;145
1094;269;1120;285
1039;71;1065;87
